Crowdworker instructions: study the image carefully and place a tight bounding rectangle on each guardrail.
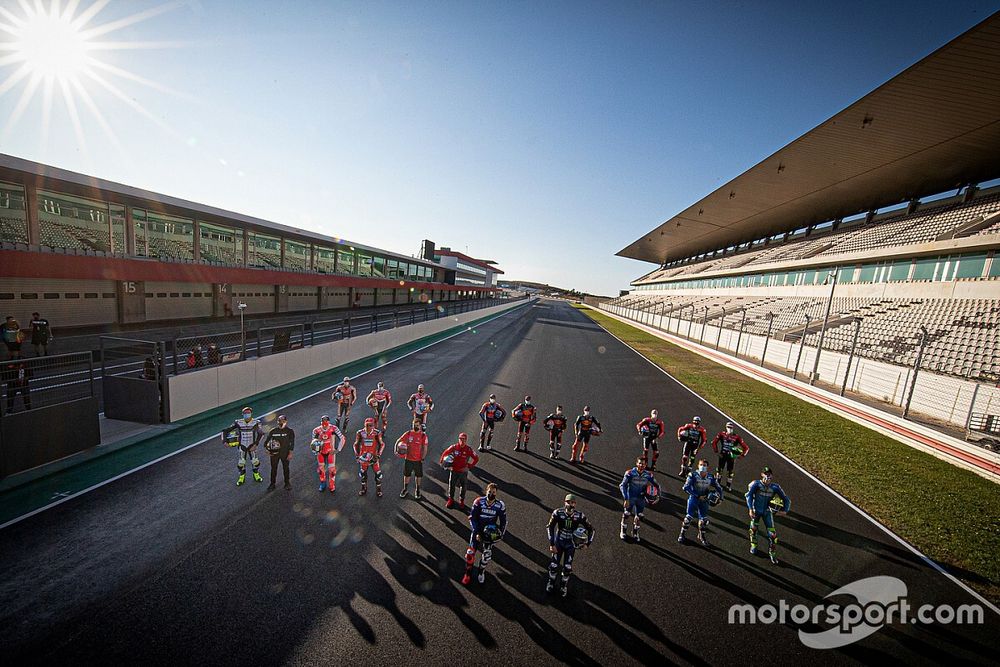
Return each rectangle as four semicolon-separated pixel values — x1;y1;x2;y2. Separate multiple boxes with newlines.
169;297;522;375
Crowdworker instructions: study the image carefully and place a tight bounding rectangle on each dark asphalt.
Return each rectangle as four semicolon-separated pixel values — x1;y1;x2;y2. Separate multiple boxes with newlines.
0;300;996;665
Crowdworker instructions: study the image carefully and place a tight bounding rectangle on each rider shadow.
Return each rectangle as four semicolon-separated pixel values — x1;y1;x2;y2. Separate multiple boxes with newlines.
488;533;701;666
386;509;599;666
376;510;497;648
778;512;922;569
487;452;621;513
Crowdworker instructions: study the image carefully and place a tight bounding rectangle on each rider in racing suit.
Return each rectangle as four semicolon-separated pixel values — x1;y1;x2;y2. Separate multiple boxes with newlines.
746;466;791;564
619;457;656;542
365;381;392;431
354;418;386;497
676;416;708;477
462;483;508;586
679;459;725;546
512;396;537;452
546;493;594;596
544;406;569;459
312;415;346;493
712;421;750;491
479;394;505;452
222;406;264;486
332;376;357;432
636;409;666;471
571;407;601;463
407;384;434;432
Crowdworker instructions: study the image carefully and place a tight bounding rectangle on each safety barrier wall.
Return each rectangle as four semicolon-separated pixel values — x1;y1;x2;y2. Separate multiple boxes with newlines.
601;303;999;430
167;299;530;422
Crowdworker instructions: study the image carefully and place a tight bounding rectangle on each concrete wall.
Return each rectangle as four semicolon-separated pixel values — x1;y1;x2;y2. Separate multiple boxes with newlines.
167;299;529;422
601;302;999;429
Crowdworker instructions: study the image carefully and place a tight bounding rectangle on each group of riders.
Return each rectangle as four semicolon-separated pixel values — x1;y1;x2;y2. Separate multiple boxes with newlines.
222;377;792;596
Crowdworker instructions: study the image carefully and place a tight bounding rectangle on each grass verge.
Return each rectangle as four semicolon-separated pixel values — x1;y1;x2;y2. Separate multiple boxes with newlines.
576;304;1000;603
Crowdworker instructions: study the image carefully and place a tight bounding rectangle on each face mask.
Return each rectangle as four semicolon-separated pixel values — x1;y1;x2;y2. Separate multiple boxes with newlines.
763;475;772;484
487;493;496;501
489;398;495;403
565;504;575;512
242;413;252;420
698;465;708;473
726;428;734;434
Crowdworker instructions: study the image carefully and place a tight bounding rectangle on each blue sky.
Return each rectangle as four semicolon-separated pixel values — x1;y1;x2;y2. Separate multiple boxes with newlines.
1;1;996;294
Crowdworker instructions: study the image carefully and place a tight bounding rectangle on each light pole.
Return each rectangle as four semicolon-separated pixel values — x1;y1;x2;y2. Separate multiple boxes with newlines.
237;301;247;358
699;306;709;345
810;270;838;386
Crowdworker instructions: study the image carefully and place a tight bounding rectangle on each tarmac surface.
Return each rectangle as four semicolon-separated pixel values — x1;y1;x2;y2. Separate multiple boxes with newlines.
1;300;996;665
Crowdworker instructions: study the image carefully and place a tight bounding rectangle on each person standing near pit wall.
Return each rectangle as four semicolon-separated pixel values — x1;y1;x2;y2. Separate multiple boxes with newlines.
29;313;51;356
3;316;22;360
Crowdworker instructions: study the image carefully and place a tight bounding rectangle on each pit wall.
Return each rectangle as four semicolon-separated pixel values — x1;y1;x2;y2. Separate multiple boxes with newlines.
167;299;530;422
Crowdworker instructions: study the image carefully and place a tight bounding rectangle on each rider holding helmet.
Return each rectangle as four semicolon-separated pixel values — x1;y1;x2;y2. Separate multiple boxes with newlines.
462;483;507;585
679;458;725;546
545;493;595;597
312;415;346;493
712;421;750;491
222;406;264;487
478;394;506;452
636;409;666;471
676;416;708;477
333;376;357;432
407;384;434;432
365;381;392;431
440;433;479;510
746;466;791;564
354;417;385;497
619;456;658;543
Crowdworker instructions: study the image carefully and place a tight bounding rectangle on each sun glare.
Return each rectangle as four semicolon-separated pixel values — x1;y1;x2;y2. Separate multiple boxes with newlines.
13;7;90;80
0;0;184;149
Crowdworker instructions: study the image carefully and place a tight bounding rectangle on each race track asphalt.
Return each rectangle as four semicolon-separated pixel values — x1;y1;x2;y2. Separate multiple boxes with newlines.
1;299;996;665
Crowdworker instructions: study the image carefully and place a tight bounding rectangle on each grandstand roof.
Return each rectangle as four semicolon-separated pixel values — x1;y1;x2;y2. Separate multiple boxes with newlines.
0;153;440;269
618;13;1000;265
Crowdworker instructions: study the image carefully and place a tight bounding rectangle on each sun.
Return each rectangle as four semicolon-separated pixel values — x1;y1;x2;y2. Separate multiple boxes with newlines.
11;4;90;81
0;0;185;151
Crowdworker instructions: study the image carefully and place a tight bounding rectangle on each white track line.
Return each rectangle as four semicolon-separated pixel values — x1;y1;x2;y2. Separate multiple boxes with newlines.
587;312;1000;616
0;302;533;531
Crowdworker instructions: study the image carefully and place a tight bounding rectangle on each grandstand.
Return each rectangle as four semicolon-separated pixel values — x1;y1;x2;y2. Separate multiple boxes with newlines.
0;155;497;330
608;14;1000;429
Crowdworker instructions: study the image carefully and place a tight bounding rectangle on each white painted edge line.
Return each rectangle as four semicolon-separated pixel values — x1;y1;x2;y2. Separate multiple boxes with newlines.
586;311;1000;617
0;301;534;532
601;308;1000;481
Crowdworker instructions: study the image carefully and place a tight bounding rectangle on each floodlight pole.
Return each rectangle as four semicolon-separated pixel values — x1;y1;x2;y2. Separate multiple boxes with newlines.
809;271;838;386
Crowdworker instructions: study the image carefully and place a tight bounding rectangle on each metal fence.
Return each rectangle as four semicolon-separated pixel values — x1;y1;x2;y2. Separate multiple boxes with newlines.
100;336;166;423
169;297;522;375
0;351;94;417
602;299;1000;436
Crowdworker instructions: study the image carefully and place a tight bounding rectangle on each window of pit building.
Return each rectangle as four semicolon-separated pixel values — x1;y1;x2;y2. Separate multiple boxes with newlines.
337;246;356;275
357;252;373;277
372;255;386;278
133;209;194;260
284;239;311;270
248;231;281;268
387;258;399;279
39;189;115;253
200;221;243;265
315;245;336;273
0;181;28;244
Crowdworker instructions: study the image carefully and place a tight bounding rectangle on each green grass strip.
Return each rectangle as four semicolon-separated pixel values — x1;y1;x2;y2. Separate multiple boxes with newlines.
576;304;1000;603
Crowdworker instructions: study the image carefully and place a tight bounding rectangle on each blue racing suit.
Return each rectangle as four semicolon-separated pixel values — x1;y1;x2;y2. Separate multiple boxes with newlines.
620;467;656;539
683;470;725;521
746;479;790;556
465;496;508;578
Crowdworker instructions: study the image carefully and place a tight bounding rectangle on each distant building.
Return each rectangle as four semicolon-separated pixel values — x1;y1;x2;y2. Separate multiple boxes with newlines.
421;240;503;288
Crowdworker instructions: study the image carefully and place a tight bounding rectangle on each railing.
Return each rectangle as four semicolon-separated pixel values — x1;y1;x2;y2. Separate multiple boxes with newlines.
170;296;523;375
601;299;1000;435
0;351;94;417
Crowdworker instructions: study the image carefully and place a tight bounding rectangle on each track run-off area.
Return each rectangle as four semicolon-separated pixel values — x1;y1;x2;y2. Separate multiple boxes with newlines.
1;300;996;665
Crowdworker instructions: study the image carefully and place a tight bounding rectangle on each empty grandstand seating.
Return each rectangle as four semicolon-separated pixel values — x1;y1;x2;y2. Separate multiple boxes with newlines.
643;190;1000;280
612;293;1000;380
